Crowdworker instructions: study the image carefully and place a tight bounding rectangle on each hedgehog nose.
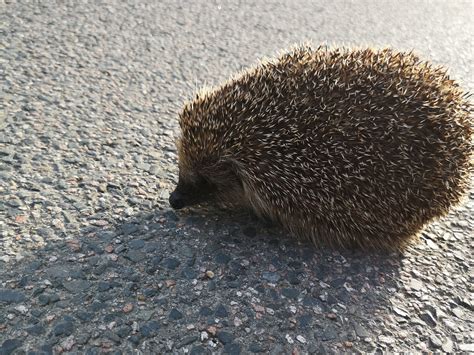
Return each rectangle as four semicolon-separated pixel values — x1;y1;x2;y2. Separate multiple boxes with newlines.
169;191;186;210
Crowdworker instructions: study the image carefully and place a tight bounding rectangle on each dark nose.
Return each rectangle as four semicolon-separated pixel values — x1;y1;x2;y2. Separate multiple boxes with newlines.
169;190;186;209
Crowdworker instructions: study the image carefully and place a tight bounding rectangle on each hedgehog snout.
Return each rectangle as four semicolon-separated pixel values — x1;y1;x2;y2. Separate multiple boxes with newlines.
169;175;219;209
169;190;187;209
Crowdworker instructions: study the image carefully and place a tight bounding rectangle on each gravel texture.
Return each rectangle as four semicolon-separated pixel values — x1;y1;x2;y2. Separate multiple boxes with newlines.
1;0;473;353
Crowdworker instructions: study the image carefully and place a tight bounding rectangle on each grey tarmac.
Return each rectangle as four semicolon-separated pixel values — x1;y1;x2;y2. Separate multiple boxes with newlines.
1;0;473;353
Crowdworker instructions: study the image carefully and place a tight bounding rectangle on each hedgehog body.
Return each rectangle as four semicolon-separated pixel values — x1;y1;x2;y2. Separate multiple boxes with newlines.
170;45;472;249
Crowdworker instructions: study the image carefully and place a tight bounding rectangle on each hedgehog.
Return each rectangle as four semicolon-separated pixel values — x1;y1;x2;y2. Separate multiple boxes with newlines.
169;44;472;250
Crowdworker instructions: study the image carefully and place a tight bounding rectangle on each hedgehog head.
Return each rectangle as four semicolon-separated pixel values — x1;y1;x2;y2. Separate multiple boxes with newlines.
169;134;244;210
169;163;217;209
169;161;244;210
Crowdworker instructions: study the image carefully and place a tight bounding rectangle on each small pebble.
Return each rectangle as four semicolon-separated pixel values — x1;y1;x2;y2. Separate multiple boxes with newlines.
123;303;134;313
296;335;306;344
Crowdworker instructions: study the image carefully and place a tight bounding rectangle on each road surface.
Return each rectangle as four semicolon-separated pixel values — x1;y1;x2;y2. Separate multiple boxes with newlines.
1;0;473;353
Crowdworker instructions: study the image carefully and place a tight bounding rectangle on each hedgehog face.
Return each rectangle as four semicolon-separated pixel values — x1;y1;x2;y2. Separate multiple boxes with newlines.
169;172;217;210
170;160;245;210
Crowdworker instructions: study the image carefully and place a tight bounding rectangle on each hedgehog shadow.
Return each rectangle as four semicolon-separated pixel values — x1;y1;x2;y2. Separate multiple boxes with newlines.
193;206;404;344
112;205;404;345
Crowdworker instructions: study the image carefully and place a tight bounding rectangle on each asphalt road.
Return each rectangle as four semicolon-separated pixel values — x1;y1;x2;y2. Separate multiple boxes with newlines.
1;0;473;353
